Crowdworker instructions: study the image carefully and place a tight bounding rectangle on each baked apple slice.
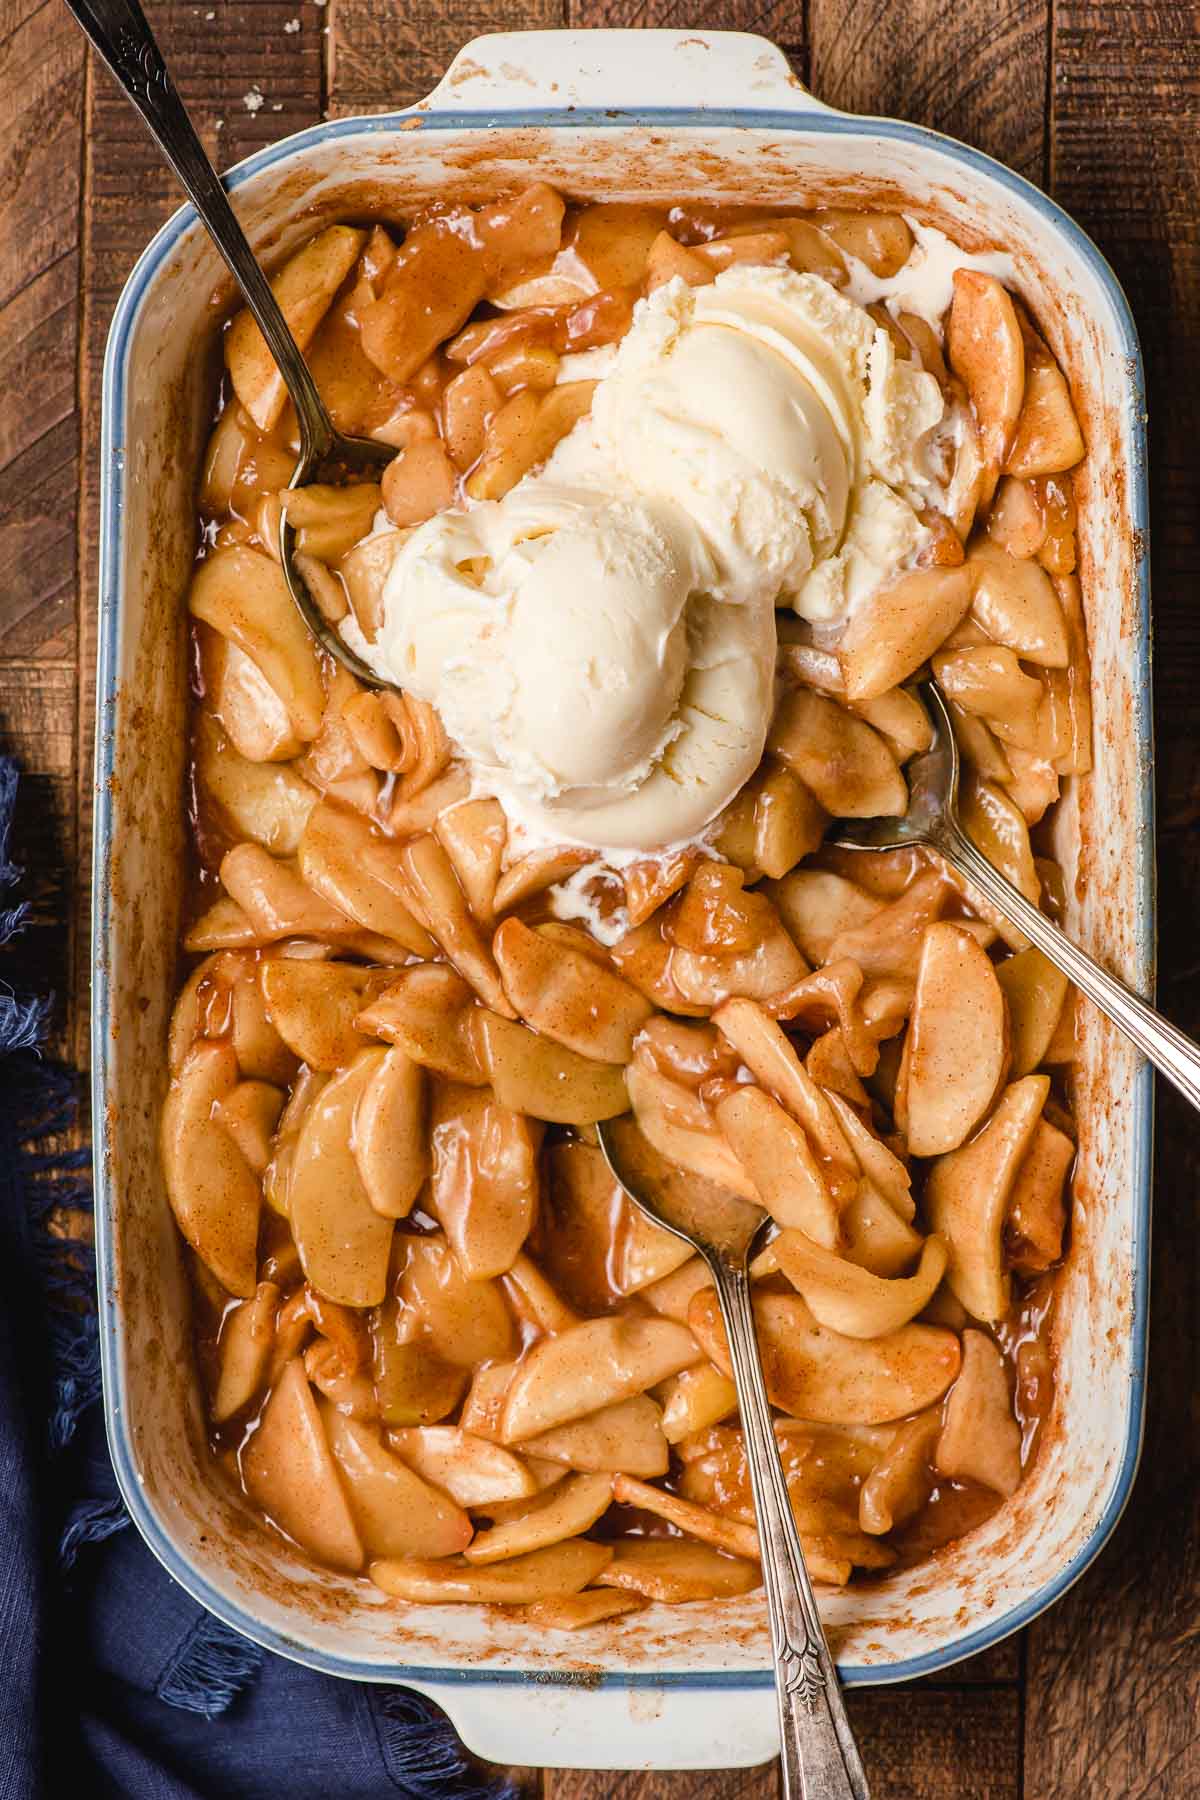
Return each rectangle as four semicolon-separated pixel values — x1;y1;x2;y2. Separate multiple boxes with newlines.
769;689;907;818
765;1230;947;1339
464;1472;613;1566
689;1287;959;1424
322;1405;473;1560
189;546;325;742
500;1316;699;1444
713;1085;841;1247
352;1044;427;1220
370;1539;612;1605
593;1539;760;1603
968;540;1070;666
288;1050;395;1307
996;947;1070;1076
358;965;486;1086
493;916;652;1061
904;922;1010;1157
946;270;1025;510
297;800;436;956
427;1082;537;1280
925;1074;1050;1321
935;1329;1022;1495
858;1409;941;1535
387;1426;538;1508
839;566;973;702
241;1359;364;1571
161;1041;260;1298
226;224;365;430
517;1395;670;1479
211;1280;279;1423
259;957;390;1071
474;1011;629;1125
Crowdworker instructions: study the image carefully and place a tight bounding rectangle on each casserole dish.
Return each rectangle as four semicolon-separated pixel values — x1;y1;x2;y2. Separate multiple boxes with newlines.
92;27;1153;1771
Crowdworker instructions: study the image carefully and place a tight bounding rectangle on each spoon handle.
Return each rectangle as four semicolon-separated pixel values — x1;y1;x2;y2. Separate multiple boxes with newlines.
63;0;334;458
708;1256;870;1800
942;819;1200;1112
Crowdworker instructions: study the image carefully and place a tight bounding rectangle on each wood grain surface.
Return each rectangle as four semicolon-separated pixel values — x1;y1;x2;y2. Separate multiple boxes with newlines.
1;1;1197;1794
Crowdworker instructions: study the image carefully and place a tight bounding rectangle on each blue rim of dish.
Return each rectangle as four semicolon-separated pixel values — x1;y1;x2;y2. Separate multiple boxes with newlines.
92;98;1154;1696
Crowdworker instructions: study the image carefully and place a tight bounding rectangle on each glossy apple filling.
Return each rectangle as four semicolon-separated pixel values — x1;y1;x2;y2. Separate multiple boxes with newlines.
165;186;1089;1624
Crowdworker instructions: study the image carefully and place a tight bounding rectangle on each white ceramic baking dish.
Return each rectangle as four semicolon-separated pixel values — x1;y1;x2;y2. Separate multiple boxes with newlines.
91;28;1154;1772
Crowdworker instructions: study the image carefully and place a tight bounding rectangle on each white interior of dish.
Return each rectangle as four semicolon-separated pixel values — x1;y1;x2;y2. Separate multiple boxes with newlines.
96;70;1150;1768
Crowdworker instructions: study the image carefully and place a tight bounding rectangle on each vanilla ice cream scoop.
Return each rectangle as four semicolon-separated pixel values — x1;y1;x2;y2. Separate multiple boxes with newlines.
374;488;730;827
593;313;851;600
577;267;946;623
356;262;948;856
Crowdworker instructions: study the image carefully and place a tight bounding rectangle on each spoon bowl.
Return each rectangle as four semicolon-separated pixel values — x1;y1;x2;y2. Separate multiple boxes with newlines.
65;0;400;693
827;679;959;855
597;1114;769;1266
280;435;395;690
827;679;1200;1115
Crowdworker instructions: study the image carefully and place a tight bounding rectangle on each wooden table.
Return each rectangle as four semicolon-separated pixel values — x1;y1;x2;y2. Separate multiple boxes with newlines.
3;2;1197;1794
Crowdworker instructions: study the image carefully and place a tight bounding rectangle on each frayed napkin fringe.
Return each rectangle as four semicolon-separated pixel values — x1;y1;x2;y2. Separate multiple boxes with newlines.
373;1689;520;1800
154;1611;267;1720
59;1495;131;1573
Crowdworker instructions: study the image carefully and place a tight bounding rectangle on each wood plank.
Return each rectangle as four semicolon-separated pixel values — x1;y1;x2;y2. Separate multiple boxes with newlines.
0;0;85;664
1026;5;1200;1795
847;1687;1021;1799
328;0;567;116
74;1;325;1065
486;1764;542;1796
806;0;1048;182
1024;1484;1200;1800
567;0;805;82
546;1765;778;1799
936;1638;1021;1684
545;1683;1020;1800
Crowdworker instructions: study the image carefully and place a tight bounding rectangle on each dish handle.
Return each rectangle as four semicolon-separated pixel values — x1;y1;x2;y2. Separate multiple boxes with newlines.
420;29;833;117
407;1675;779;1772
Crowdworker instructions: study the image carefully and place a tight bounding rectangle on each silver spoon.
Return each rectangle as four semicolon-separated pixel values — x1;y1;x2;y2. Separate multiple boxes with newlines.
596;1117;870;1800
65;0;393;689
831;680;1200;1112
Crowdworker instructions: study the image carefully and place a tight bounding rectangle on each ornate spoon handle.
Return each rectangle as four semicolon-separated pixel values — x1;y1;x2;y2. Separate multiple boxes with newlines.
61;0;335;459
708;1256;870;1800
939;819;1200;1113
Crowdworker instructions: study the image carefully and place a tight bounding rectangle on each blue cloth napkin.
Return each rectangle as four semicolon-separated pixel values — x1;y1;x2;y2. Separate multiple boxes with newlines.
0;758;514;1800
